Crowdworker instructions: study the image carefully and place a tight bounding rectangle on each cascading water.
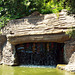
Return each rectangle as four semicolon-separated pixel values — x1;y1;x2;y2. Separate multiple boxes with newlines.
15;42;64;66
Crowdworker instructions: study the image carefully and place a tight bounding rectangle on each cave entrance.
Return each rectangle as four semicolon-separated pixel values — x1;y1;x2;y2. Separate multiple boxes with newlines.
15;42;64;66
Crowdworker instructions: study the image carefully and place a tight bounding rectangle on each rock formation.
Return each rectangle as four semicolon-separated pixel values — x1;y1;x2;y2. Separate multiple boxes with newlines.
0;10;75;66
65;52;75;72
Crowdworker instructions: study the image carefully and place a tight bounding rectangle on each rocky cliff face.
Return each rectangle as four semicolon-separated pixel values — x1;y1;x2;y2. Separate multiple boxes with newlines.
64;39;75;63
1;10;75;66
64;39;75;72
0;35;6;62
1;10;75;36
65;52;75;72
69;52;75;65
2;41;15;65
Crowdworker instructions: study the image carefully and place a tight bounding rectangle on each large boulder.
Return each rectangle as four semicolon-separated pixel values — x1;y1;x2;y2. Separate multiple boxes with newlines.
65;52;75;72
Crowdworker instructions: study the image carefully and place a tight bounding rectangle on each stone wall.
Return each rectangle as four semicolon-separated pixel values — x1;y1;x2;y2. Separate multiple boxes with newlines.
0;35;6;62
2;41;16;65
64;52;75;72
1;10;75;65
1;10;75;37
7;34;69;45
1;36;75;65
64;38;75;63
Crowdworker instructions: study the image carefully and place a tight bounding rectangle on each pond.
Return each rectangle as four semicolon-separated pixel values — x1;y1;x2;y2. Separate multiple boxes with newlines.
0;65;74;75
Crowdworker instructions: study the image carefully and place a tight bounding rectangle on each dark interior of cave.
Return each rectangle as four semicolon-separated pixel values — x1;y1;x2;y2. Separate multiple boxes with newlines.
15;42;64;66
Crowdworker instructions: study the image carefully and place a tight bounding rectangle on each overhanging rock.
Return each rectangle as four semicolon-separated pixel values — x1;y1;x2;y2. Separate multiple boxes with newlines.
1;10;75;65
7;33;69;45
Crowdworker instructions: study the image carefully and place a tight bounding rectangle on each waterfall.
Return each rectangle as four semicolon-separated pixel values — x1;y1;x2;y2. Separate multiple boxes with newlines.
15;42;64;66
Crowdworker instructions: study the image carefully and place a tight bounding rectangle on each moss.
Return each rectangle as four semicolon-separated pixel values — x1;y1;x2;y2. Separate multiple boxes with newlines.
66;27;75;38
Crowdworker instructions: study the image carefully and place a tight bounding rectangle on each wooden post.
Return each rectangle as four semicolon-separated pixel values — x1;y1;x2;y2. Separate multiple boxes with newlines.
33;43;35;53
47;42;49;51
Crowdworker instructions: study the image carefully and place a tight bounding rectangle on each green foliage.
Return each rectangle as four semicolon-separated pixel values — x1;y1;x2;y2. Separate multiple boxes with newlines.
38;0;64;14
67;0;75;14
66;27;75;38
0;0;31;29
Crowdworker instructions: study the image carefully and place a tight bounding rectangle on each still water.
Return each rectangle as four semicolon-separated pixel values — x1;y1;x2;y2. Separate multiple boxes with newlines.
0;65;74;75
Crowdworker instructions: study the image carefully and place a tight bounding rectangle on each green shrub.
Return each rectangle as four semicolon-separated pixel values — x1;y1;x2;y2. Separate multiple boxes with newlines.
65;0;75;14
66;27;75;38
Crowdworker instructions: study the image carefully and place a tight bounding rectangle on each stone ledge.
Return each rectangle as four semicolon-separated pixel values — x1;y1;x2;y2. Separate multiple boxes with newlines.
7;34;70;45
1;10;75;36
57;64;75;74
57;64;66;70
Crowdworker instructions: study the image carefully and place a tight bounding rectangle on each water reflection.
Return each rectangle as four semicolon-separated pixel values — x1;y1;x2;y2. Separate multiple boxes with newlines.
0;65;75;75
1;65;14;75
56;69;75;75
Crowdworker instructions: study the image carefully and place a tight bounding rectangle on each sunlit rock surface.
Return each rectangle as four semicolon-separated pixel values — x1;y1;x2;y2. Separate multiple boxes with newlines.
1;10;75;66
1;10;75;36
65;52;75;72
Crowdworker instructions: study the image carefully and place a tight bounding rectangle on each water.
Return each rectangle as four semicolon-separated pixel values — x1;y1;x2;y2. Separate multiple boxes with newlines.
16;42;64;65
0;65;74;75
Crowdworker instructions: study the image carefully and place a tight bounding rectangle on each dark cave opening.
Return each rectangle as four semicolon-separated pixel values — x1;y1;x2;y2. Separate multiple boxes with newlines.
15;42;64;66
